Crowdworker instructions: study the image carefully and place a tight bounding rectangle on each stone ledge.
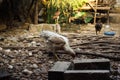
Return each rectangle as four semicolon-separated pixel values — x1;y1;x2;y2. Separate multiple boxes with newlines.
64;70;110;80
73;59;110;70
48;59;111;80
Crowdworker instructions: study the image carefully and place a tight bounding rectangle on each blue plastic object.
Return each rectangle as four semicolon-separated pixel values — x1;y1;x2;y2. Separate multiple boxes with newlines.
104;31;116;36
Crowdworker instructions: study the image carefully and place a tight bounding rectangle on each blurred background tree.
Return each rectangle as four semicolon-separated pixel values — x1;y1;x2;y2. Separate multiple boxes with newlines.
0;0;88;27
45;0;88;23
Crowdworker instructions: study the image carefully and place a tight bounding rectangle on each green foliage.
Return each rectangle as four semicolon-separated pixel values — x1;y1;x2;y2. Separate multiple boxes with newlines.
46;0;88;23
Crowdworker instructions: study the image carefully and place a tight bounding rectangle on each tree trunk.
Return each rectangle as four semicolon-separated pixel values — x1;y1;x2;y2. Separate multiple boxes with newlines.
34;0;38;24
0;0;39;25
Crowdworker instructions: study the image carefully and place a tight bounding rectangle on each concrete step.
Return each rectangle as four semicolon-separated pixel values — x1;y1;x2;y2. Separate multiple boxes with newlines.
48;59;111;80
64;70;110;80
73;59;110;70
48;61;72;80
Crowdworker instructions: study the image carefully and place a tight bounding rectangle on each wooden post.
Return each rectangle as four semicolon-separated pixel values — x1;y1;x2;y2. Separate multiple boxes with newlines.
107;10;109;25
94;0;98;24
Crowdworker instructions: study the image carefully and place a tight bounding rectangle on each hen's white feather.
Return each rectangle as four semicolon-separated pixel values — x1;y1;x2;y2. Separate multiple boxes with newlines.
40;31;75;57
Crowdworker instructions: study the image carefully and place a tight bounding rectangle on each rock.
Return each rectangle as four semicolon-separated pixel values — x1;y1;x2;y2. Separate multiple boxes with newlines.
9;37;18;42
23;40;28;43
118;64;120;74
21;78;29;80
26;35;34;39
36;43;42;46
37;51;43;57
8;54;15;58
13;50;19;54
18;50;22;52
28;52;33;56
27;43;32;47
8;65;14;69
41;65;47;73
11;59;16;63
76;48;82;51
33;69;41;75
0;37;4;41
48;61;54;64
31;64;38;69
3;60;9;64
4;49;11;53
0;47;3;51
22;69;33;75
31;41;37;47
72;39;77;42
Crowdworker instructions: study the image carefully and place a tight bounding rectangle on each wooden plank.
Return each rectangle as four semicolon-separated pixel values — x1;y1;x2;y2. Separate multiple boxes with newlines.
87;2;96;11
64;70;110;80
48;61;72;80
73;59;110;70
96;15;107;18
80;6;110;10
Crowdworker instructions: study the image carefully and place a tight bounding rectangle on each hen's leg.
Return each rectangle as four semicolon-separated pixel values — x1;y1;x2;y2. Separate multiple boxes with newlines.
53;49;60;60
96;30;98;35
48;44;60;60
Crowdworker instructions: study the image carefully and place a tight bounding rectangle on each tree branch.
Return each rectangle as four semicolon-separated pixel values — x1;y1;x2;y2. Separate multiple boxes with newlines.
75;50;120;61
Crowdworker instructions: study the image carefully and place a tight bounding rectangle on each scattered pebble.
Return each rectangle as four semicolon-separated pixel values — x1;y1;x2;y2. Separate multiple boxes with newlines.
22;69;33;75
4;49;11;53
0;47;3;51
8;65;14;69
28;52;33;56
0;27;119;80
31;64;38;69
31;41;37;46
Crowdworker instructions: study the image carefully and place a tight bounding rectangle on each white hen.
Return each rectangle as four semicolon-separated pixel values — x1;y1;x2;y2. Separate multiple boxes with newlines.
40;31;75;60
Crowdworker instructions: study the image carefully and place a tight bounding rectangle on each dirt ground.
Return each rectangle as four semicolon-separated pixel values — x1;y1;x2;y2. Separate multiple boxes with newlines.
0;23;120;80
